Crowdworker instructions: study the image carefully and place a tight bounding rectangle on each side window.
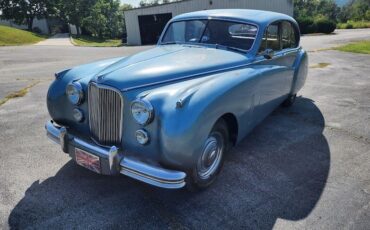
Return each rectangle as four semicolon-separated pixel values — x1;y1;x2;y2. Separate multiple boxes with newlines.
282;21;298;49
259;22;281;53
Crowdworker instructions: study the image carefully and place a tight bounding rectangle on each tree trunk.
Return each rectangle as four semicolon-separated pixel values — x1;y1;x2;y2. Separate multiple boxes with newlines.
27;16;34;31
76;25;81;37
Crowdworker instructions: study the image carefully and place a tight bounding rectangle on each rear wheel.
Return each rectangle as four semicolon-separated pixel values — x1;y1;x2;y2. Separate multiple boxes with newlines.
282;94;297;107
186;119;229;191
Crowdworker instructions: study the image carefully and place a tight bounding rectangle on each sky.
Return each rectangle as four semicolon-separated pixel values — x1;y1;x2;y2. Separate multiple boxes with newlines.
335;0;349;6
121;0;141;7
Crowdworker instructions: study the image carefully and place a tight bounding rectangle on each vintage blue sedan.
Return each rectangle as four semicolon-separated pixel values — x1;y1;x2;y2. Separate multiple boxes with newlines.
46;9;308;190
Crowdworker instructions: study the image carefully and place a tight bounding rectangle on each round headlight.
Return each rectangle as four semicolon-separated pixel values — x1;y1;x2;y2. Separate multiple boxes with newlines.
131;99;154;125
66;82;83;105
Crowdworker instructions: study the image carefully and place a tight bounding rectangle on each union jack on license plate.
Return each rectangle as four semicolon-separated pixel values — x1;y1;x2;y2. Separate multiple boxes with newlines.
75;148;101;174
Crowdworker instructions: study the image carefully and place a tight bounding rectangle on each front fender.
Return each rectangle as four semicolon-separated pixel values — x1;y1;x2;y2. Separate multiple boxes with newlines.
139;67;261;169
47;57;126;131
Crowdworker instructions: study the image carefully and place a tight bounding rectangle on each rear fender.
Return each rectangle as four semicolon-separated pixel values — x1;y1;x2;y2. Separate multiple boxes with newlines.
290;49;308;95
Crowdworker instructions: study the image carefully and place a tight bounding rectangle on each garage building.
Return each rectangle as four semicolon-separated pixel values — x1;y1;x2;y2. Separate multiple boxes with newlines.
124;0;294;45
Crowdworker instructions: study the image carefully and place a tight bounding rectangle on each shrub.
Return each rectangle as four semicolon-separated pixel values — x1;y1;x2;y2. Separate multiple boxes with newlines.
297;17;315;34
307;23;318;34
337;21;370;30
350;20;370;29
315;18;336;34
345;23;354;29
32;27;42;34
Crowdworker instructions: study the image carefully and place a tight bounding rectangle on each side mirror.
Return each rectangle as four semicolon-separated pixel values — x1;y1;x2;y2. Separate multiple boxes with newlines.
263;49;274;59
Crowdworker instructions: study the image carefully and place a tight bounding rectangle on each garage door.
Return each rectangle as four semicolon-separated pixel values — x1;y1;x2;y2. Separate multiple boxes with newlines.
138;13;172;45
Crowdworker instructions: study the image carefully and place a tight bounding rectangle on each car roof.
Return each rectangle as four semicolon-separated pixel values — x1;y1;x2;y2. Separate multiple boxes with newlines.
172;9;295;26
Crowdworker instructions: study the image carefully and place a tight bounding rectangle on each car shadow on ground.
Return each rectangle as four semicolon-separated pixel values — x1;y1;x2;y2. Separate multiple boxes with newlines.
8;97;330;229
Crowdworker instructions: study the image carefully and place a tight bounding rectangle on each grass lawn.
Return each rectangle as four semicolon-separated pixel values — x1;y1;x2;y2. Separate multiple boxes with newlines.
334;40;370;54
71;35;122;47
337;21;370;29
0;25;47;46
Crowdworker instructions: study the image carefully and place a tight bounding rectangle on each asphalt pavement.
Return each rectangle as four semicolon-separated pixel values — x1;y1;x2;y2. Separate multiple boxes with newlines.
0;29;369;229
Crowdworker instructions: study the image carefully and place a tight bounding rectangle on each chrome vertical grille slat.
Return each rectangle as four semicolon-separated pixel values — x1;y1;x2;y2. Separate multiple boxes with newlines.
88;83;123;146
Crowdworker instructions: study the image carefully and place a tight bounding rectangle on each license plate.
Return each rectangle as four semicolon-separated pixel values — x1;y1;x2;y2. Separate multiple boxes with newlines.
75;148;101;174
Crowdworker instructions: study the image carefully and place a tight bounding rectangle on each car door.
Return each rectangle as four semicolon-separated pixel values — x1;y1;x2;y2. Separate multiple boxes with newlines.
253;21;286;123
280;21;300;92
253;21;298;124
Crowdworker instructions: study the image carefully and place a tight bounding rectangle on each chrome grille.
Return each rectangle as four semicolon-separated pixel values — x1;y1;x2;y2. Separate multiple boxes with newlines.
88;83;123;146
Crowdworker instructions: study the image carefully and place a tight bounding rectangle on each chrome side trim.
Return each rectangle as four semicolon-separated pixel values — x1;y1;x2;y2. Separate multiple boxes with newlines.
45;120;186;189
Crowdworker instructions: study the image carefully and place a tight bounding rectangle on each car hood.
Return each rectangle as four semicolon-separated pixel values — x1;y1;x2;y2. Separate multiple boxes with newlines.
92;45;251;91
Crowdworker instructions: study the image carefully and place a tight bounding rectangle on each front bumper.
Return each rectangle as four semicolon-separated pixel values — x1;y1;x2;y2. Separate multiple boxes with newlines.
45;120;186;189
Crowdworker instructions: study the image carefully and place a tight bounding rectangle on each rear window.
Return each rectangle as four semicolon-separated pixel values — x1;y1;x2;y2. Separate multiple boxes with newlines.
282;21;298;49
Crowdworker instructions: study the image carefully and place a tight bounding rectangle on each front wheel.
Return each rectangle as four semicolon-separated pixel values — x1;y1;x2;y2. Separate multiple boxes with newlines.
186;119;229;191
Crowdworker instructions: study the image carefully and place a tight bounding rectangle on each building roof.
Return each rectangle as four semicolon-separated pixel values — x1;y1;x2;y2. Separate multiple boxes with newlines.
172;9;295;26
124;0;190;12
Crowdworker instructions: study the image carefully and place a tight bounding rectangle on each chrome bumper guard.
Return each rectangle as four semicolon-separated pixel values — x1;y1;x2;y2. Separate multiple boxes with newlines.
45;120;186;189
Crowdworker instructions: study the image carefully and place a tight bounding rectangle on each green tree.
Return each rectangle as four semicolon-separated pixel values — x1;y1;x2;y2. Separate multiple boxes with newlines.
316;0;341;21
338;0;370;22
0;0;55;31
56;0;96;36
294;0;340;21
350;0;370;20
294;0;318;19
82;0;123;38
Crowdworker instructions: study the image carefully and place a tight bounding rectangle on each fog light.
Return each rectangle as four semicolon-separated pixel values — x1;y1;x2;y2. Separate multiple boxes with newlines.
135;129;149;145
73;108;84;122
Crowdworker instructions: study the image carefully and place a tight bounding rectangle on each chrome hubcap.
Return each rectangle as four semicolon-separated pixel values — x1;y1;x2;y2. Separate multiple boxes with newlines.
197;133;223;180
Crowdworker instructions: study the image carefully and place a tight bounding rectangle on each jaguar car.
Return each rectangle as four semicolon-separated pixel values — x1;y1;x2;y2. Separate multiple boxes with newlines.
46;9;308;190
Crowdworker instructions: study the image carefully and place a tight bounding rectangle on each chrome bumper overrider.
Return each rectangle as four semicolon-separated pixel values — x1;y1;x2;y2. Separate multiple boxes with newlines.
45;120;186;189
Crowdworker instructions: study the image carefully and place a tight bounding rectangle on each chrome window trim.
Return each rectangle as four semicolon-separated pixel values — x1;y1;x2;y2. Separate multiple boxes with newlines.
258;19;300;56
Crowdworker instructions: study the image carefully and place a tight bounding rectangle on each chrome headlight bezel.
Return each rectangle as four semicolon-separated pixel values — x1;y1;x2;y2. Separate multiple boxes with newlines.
135;129;150;145
66;82;84;105
131;99;154;126
72;108;84;122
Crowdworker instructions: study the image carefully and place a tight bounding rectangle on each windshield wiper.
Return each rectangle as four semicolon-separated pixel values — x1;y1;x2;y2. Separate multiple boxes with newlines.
160;41;179;45
225;46;247;54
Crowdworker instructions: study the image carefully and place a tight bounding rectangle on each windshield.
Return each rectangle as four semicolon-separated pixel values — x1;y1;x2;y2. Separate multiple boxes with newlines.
161;19;258;52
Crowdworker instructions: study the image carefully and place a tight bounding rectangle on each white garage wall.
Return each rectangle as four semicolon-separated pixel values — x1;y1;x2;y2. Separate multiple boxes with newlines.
124;0;294;45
